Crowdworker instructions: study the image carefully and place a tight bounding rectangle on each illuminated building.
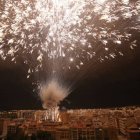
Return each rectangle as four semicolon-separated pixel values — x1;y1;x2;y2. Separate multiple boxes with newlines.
7;123;17;134
27;123;38;135
60;111;70;124
22;110;35;120
55;126;70;140
118;117;135;135
0;111;17;119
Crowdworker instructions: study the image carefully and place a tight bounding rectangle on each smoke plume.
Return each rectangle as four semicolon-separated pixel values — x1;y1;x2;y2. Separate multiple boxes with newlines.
39;79;69;109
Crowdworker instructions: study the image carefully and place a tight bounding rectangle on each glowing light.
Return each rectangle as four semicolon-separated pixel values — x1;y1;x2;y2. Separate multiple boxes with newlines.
39;80;69;109
70;58;74;62
96;0;107;5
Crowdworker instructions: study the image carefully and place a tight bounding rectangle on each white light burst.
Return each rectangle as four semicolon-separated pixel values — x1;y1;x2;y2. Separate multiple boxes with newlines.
0;0;140;75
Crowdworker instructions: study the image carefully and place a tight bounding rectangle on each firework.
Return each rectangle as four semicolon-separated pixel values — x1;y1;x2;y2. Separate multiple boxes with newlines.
0;0;139;74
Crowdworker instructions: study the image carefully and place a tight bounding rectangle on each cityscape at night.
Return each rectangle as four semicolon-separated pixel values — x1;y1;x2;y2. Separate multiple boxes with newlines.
0;0;140;139
0;107;140;140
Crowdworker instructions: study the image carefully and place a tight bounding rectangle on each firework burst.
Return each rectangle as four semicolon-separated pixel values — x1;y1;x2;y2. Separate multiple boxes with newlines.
0;0;140;75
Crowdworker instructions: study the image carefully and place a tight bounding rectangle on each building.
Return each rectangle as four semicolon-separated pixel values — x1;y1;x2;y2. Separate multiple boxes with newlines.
70;128;78;140
118;117;135;135
55;126;70;140
22;111;35;120
126;127;140;140
0;120;4;135
27;123;38;135
0;119;7;140
60;111;70;124
0;111;17;119
7;123;17;134
79;128;94;140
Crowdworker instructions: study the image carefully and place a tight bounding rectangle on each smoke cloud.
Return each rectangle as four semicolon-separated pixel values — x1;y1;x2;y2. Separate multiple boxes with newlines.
39;79;69;109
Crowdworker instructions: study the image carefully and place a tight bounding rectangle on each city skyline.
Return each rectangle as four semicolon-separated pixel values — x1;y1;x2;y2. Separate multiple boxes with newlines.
0;107;140;140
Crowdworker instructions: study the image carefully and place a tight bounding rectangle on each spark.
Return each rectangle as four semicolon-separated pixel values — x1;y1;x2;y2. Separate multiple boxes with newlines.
70;58;74;62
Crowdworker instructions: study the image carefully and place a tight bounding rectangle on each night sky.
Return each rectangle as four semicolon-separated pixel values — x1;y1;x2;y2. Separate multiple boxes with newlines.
0;40;140;110
0;0;140;110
